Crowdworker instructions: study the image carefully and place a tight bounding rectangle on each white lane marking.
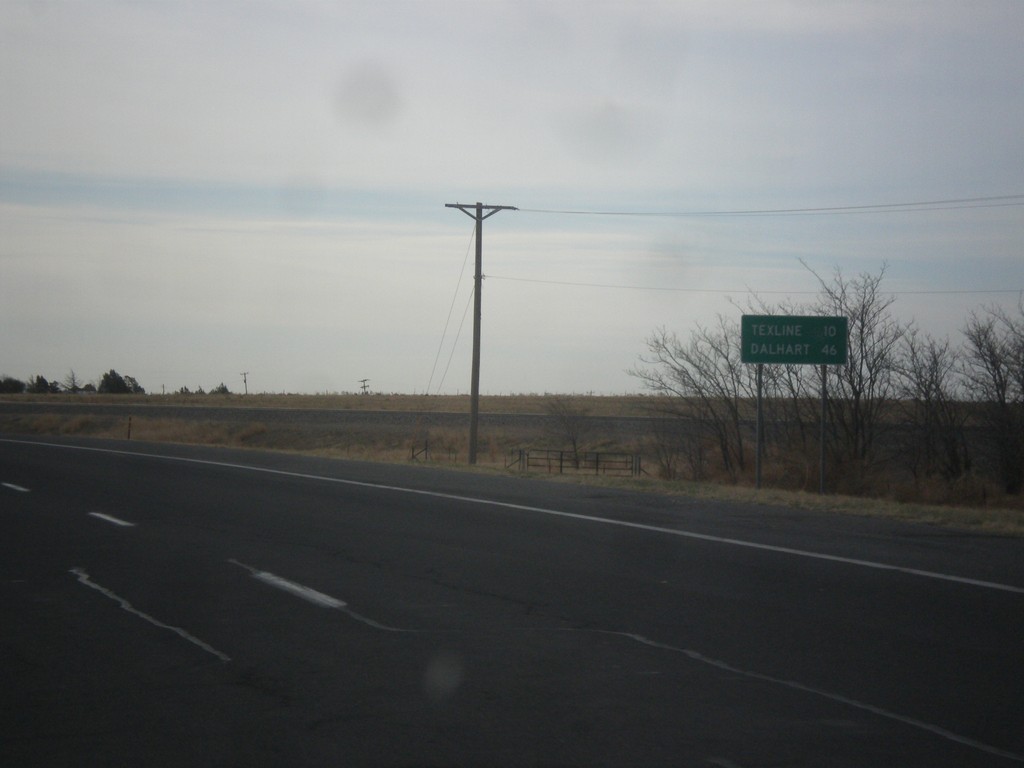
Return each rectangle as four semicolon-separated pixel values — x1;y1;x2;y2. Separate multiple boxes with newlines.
15;439;1013;759
2;482;31;492
228;558;345;608
340;607;413;633
88;512;136;527
69;567;230;662
587;629;1024;764
228;558;412;632
5;439;1022;594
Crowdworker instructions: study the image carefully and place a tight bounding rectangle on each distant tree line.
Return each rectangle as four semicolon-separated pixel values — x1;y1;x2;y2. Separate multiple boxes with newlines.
176;383;231;395
0;370;234;397
0;369;146;394
632;263;1024;499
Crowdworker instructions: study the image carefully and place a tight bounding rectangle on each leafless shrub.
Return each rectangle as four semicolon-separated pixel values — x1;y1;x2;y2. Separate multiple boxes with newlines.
543;396;592;468
634;264;912;492
896;330;970;482
641;409;708;481
962;302;1024;494
631;317;754;482
803;262;909;490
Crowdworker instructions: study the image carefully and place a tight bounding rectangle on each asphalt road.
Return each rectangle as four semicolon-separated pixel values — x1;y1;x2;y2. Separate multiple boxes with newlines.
2;435;1022;767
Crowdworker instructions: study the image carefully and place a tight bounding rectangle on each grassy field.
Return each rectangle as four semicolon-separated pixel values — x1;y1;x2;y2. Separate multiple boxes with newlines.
2;392;1022;535
1;391;658;415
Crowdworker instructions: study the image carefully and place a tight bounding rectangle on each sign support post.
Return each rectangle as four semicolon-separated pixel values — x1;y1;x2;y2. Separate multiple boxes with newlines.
820;363;827;495
755;363;763;489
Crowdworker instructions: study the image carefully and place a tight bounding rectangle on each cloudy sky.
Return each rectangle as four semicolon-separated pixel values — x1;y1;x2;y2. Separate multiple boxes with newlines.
2;1;1022;395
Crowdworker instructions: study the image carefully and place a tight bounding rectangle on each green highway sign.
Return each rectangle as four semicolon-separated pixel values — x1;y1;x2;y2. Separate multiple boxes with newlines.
741;314;848;365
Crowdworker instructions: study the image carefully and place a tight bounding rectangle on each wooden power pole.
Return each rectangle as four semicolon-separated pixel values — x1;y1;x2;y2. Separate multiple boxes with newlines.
445;202;517;464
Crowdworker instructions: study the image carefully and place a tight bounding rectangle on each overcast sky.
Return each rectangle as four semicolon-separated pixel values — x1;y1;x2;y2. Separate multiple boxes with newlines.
2;1;1022;395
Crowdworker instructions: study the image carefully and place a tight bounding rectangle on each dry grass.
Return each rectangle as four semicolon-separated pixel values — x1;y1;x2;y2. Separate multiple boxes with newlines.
2;391;658;416
664;481;1024;536
524;470;1024;536
2;393;1021;536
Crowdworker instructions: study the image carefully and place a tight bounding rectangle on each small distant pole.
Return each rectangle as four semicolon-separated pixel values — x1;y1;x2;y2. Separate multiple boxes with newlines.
359;378;370;395
240;372;249;395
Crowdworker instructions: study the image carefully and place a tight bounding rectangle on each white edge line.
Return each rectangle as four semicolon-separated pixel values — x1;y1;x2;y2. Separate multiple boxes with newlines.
5;438;1021;595
69;567;230;662
88;512;136;527
2;482;31;492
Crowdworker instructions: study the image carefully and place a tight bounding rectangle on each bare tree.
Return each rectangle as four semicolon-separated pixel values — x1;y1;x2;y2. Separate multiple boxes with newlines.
803;261;909;488
543;396;592;468
634;264;910;491
962;303;1024;493
632;317;754;481
63;369;82;394
641;411;706;480
897;330;970;482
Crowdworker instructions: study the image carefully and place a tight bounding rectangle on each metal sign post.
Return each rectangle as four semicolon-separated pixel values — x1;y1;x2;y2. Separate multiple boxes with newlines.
755;363;763;489
820;363;827;495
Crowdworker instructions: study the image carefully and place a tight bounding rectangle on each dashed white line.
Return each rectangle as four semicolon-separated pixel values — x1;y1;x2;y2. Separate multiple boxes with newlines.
70;567;230;662
88;512;136;527
228;558;412;632
2;482;31;492
229;558;345;608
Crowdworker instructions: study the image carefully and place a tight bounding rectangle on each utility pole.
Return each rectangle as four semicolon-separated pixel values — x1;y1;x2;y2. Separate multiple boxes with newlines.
240;371;249;395
445;201;517;464
359;378;370;395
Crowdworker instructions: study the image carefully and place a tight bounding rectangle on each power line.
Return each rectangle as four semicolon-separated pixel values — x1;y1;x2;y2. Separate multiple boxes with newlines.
518;194;1024;218
435;283;476;394
486;274;1023;297
426;223;475;395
